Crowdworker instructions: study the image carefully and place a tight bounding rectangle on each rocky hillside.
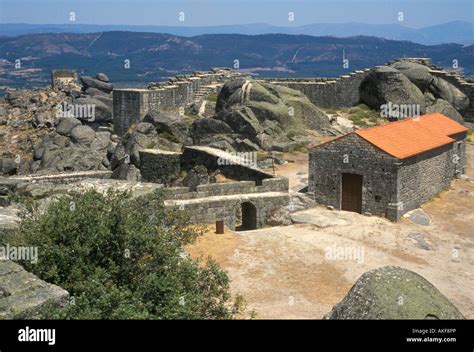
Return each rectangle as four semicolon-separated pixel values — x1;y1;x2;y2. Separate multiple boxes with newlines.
0;73;117;176
189;79;335;152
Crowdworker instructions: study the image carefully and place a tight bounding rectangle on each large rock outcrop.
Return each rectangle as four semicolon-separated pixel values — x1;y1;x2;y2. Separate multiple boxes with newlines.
391;61;469;113
359;62;469;122
325;266;465;320
0;72;116;176
426;98;464;123
0;260;68;319
190;78;331;152
143;110;190;144
359;67;427;114
31;117;116;175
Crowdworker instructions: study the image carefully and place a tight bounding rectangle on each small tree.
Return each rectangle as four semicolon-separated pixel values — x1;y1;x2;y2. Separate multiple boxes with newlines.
13;189;236;319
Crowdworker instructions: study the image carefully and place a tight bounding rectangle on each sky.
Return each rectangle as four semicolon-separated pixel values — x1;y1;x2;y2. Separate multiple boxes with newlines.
0;0;473;28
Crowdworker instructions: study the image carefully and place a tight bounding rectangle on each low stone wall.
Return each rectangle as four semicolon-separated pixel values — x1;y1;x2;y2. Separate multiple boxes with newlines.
3;170;112;184
139;149;181;184
138;146;289;229
181;146;274;186
165;192;289;230
163;177;288;200
0;171;112;206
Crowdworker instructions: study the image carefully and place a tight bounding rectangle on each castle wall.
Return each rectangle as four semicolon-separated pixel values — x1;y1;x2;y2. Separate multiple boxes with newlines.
259;69;371;109
113;68;241;136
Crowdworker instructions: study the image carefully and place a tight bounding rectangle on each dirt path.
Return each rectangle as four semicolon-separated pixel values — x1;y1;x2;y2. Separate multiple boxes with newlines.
186;143;474;319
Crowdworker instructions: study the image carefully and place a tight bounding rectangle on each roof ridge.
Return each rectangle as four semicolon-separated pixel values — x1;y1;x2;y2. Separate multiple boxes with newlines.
312;113;467;159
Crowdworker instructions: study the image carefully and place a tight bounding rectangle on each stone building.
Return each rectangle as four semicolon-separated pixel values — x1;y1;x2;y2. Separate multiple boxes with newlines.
139;146;289;230
308;113;468;220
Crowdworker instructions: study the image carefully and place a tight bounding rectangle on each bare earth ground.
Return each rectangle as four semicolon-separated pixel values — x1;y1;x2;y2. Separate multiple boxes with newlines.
186;143;474;319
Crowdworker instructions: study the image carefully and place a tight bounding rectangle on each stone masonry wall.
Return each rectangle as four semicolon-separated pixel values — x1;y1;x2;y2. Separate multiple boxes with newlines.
309;133;399;218
163;177;288;200
396;134;466;216
51;69;77;88
139;150;181;184
309;131;467;221
113;68;242;136
181;146;274;186
138;146;289;229
165;192;289;230
260;69;371;109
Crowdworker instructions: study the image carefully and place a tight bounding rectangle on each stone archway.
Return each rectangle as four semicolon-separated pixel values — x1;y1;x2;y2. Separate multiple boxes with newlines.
236;201;257;231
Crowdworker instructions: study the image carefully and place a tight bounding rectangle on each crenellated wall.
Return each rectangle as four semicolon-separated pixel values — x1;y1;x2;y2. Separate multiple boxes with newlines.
258;69;371;109
113;58;474;136
113;68;242;136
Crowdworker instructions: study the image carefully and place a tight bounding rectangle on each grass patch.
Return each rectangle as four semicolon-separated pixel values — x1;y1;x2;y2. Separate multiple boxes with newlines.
205;94;218;102
158;130;180;143
345;105;382;127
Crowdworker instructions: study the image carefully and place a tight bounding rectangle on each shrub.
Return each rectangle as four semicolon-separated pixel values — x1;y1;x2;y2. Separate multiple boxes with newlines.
11;189;237;319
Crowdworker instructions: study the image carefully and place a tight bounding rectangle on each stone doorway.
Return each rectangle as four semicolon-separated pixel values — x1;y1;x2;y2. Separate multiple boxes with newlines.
236;202;257;231
341;173;363;213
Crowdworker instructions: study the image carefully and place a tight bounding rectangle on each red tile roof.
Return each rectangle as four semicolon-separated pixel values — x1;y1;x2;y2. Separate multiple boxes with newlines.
311;113;468;159
355;113;468;159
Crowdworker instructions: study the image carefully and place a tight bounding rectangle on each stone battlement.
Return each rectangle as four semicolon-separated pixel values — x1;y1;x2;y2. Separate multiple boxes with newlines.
113;58;474;136
113;68;243;135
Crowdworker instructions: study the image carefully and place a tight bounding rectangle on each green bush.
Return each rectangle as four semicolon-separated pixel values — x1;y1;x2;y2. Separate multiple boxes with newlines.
11;189;237;319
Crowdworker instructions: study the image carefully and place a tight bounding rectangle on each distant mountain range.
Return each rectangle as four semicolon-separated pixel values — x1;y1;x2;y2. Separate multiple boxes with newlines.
1;21;473;45
0;31;473;91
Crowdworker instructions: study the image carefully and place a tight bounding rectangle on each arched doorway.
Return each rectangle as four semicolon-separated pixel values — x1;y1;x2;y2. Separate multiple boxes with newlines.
236;202;257;231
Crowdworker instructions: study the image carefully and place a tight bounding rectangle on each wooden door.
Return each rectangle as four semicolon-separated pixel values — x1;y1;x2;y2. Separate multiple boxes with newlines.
341;173;363;213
